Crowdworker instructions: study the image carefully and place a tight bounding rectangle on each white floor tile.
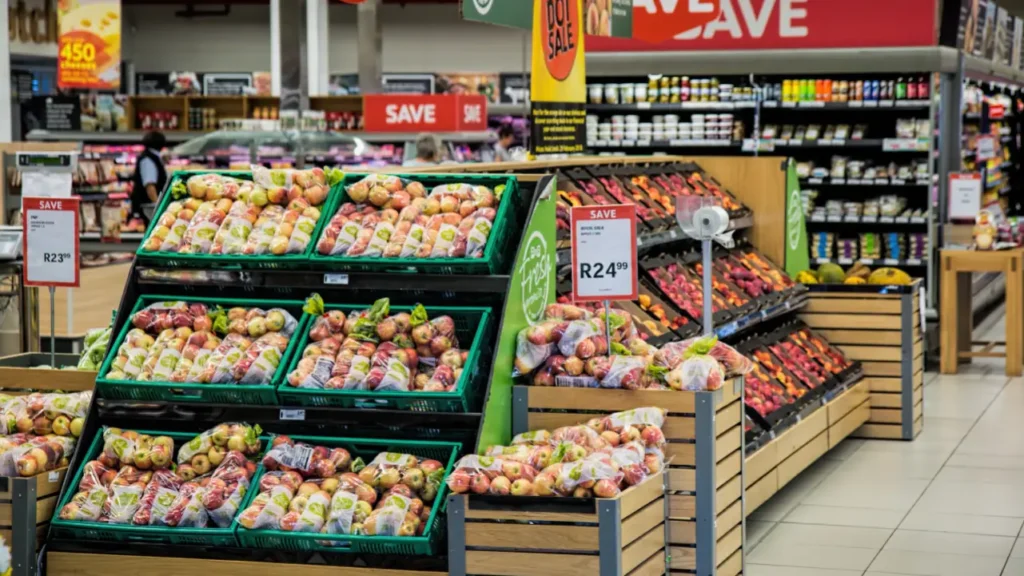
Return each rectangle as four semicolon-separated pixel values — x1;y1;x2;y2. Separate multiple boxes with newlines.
827;448;949;480
803;476;929;512
915;479;1024;517
883;529;1015;557
824;438;865;461
899;509;1024;537
1013;538;1024;558
936;464;1024;485
746;520;775;551
747;566;863;576
1003;558;1024;576
868;549;1006;576
759;522;891;550
784;504;906;529
946;453;1024;470
748;541;878;571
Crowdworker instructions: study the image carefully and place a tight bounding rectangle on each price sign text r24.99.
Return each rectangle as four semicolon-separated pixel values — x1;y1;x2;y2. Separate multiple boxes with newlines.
570;204;638;302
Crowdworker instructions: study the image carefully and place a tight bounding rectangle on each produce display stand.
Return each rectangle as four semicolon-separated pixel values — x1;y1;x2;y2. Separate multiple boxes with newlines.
507;382;744;576
0;354;96;392
800;282;924;440
745;378;870;517
40;170;551;576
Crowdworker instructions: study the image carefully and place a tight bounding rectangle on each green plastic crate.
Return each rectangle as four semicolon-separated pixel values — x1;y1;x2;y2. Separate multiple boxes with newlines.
94;295;308;404
308;173;519;275
49;428;240;546
275;304;492;412
135;169;341;270
233;435;459;555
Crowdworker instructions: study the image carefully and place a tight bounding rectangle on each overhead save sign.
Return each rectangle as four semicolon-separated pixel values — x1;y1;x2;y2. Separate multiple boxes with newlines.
23;197;80;288
362;94;488;132
571;204;638;301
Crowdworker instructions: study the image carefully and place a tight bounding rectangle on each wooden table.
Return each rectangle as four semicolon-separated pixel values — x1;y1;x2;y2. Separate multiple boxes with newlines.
940;249;1024;376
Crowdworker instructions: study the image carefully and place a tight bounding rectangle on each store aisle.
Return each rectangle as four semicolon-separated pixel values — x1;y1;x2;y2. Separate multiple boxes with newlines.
747;358;1024;575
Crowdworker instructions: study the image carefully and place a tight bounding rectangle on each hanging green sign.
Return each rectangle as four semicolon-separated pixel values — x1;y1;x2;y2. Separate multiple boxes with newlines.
784;159;810;276
460;0;532;30
476;174;557;452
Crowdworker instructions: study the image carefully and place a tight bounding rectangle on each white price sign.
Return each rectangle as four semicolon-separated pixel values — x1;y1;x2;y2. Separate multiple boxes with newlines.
976;135;998;161
948;172;982;222
23;197;80;287
570;205;638;302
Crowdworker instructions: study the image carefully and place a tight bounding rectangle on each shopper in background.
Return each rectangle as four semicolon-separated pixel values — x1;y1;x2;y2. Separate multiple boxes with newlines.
494;125;516;162
404;133;441;167
130;131;169;227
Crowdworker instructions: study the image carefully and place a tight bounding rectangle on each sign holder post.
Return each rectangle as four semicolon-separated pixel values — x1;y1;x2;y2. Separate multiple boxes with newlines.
17;152;78;363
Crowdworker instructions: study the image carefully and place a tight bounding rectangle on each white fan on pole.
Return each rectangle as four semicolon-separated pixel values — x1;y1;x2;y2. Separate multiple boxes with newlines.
676;196;731;335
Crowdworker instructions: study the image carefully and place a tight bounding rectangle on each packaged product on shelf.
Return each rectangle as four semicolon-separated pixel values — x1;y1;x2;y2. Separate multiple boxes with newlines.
884;233;906;260
176;423;261;467
131;469;182;525
860;233;882;259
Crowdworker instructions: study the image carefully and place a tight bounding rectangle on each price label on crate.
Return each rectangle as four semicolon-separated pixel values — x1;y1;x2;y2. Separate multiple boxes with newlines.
22;197;79;288
570;205;638;302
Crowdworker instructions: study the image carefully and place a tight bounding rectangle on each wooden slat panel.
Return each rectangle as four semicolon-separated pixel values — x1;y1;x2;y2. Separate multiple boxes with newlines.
716;525;742;565
716;475;741;515
802;313;902;330
841;345;902;361
819;329;903;346
871;386;924;409
668;519;695;545
830;400;871;448
528;412;697;440
627;550;666;576
620;472;666;518
668;494;694;519
716;425;741;463
46;552;445;576
467;551;599;576
853;423;906;439
778;432;828;488
465;497;596;523
0;494;57;527
715;402;742;435
668;546;696;571
668;467;693;492
828;380;869;424
804;297;901;314
717;548;743;576
745;469;778;515
0;468;68;500
776;406;827;461
870;408;903;424
746;442;778;484
665;442;695;466
622;498;666;547
863;377;902;392
717;381;742;409
621;525;666;574
465;523;598;552
716;500;741;541
861;361;903;376
716;451;741;489
526;387;700;413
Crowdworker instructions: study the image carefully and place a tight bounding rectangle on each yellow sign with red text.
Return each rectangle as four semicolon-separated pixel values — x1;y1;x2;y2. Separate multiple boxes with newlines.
57;0;121;90
529;0;586;155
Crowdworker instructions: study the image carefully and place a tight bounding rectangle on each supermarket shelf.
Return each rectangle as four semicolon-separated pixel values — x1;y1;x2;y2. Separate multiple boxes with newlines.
135;266;512;293
800;177;931;187
761;99;931;110
747;138;929;151
587;139;739;149
587;101;758;112
80;232;143;241
813;257;926;267
807;214;928;226
26;130;206;143
586;46;960;76
964;53;1024;85
343;131;497;144
716;292;808;340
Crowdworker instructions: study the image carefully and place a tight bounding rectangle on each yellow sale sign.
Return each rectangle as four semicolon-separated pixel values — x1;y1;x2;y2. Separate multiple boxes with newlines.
57;0;121;90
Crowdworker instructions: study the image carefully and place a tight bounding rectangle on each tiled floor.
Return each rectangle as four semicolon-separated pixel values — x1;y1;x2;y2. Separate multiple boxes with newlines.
747;313;1024;575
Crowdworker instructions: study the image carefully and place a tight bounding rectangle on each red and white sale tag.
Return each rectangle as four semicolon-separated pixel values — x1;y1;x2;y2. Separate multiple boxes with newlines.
362;94;488;132
571;204;638;302
23;197;80;288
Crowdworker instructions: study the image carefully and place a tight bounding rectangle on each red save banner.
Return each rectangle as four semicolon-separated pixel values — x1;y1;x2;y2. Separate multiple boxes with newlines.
589;0;939;51
363;95;488;132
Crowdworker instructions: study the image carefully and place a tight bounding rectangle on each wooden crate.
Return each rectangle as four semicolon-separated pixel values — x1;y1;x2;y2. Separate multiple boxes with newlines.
0;353;96;392
3;467;67;572
744;380;870;516
47;552;446;576
511;380;744;576
447;471;666;576
801;282;923;440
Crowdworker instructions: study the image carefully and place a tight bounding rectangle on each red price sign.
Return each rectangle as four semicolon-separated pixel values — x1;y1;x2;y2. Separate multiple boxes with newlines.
362;94;488;132
23;197;80;288
571;204;638;302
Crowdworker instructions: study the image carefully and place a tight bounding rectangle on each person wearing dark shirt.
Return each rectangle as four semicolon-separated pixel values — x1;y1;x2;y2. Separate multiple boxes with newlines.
130;131;168;227
494;125;516;162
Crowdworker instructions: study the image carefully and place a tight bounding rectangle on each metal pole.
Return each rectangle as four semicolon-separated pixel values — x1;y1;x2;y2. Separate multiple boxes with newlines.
702;239;713;335
48;285;55;365
603;299;612;352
